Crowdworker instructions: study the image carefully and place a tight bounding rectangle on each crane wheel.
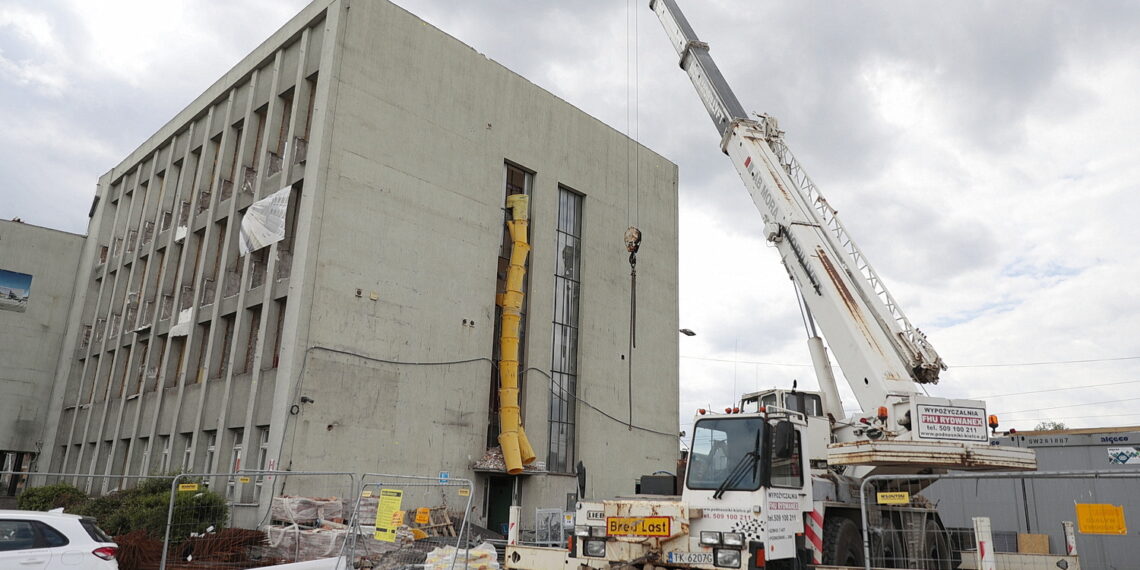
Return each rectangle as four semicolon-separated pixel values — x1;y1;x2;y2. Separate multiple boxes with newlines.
920;517;955;570
872;515;906;568
821;515;863;566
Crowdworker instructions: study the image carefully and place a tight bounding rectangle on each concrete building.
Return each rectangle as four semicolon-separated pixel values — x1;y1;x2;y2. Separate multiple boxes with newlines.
41;0;680;531
924;426;1140;568
0;219;85;495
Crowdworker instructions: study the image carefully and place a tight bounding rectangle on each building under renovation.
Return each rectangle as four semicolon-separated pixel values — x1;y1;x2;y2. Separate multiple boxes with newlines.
41;0;680;531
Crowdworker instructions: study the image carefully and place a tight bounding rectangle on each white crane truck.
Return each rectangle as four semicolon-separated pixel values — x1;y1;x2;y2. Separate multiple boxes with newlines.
506;1;1036;568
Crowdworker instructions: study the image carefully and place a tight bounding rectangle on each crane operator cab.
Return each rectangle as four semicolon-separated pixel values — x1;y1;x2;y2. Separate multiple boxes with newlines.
742;389;831;473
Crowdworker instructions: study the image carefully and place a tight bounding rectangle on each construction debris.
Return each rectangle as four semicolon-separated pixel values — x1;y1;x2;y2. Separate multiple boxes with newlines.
113;527;281;570
271;495;345;523
472;446;546;473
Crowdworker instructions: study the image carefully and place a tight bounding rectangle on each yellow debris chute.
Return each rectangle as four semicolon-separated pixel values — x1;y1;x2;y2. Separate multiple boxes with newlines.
499;194;536;474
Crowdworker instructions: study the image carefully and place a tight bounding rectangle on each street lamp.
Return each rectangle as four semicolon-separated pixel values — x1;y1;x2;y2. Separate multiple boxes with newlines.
679;328;696;337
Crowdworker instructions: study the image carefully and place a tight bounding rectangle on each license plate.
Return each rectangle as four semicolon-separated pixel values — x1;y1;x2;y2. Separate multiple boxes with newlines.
667;551;714;564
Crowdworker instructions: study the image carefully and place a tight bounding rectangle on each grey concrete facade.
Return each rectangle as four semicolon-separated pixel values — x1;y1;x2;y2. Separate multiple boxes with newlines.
0;220;84;477
43;0;680;531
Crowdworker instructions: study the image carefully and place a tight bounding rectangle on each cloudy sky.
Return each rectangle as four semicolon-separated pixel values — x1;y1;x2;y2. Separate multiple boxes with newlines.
3;0;1139;440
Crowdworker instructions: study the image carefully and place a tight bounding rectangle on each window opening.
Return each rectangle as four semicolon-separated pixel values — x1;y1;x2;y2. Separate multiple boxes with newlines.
547;187;583;473
686;417;766;492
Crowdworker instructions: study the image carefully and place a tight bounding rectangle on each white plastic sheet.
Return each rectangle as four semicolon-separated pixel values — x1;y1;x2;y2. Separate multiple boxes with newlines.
240;187;291;255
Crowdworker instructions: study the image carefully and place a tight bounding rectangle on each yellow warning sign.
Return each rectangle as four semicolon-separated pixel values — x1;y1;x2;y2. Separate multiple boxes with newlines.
238;477;251;484
1075;503;1127;535
415;507;431;524
877;492;910;505
178;483;199;492
374;489;404;542
458;488;470;497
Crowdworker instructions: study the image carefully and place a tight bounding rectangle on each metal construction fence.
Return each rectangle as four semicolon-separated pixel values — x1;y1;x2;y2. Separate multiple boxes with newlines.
1;469;496;570
159;470;356;570
346;473;478;568
857;470;1139;570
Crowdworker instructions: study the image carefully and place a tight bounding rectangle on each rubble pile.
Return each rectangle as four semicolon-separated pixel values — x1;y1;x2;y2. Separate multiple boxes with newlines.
113;527;281;570
472;446;546;472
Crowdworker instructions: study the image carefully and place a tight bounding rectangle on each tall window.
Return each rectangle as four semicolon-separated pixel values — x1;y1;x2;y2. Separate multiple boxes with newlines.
227;429;244;499
159;435;171;473
136;437;150;476
548;187;583;473
180;434;193;471
255;426;270;487
203;431;217;473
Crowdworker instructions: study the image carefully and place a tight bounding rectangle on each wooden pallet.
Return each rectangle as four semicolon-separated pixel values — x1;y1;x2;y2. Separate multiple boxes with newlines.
411;506;456;537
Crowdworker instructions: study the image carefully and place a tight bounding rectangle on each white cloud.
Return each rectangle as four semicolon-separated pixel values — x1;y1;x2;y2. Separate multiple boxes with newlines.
4;0;1140;434
0;5;69;95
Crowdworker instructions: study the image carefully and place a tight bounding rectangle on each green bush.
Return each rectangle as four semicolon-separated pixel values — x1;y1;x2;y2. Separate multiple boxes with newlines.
17;483;87;512
18;477;228;543
74;492;130;535
168;488;229;542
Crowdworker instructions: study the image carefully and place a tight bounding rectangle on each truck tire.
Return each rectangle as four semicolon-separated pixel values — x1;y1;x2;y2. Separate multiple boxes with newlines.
821;516;864;566
920;517;954;570
872;516;906;568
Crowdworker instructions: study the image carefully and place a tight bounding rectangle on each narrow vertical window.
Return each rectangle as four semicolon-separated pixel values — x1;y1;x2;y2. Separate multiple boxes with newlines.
203;431;217;474
136;437;150;476
548;186;583;473
227;429;244;499
159;435;171;473
276;90;294;157
180;433;193;471
255;426;270;487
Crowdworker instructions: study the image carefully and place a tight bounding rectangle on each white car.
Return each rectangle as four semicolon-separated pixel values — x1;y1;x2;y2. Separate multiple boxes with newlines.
0;510;119;568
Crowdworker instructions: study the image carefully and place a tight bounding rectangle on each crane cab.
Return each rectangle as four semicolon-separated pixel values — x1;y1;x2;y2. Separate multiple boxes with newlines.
741;389;832;473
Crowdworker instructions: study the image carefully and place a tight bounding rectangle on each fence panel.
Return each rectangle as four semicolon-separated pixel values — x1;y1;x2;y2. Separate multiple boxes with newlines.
347;473;481;569
859;470;1137;570
160;470;355;570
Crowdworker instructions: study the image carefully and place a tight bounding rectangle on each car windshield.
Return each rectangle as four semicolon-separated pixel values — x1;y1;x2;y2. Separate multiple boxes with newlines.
686;417;766;491
80;518;113;543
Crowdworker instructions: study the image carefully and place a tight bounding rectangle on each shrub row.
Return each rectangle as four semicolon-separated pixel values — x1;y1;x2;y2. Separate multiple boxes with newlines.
17;478;228;543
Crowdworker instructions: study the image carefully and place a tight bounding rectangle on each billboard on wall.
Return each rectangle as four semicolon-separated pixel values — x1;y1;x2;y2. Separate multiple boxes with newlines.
0;269;33;313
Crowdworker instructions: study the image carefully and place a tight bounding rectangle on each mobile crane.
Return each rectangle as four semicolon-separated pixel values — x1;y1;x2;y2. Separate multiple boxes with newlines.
506;1;1035;568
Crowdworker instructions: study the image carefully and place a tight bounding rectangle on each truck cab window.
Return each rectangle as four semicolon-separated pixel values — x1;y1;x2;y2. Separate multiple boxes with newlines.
769;429;803;488
785;393;823;417
687;417;766;491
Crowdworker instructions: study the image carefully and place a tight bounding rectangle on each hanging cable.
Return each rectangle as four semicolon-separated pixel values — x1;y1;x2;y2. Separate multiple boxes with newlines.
626;227;642;430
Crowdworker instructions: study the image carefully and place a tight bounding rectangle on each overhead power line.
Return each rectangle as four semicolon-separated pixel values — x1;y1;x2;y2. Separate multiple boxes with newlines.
954;355;1140;368
680;355;812;367
680;354;1140;368
996;396;1140;415
973;379;1140;399
1001;412;1140;423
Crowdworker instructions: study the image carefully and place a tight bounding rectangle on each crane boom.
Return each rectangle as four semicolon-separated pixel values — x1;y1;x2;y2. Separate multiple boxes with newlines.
651;0;947;417
650;0;747;137
649;1;1035;477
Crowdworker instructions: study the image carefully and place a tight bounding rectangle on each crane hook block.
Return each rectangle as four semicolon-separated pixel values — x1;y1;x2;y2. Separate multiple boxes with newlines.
625;227;642;253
